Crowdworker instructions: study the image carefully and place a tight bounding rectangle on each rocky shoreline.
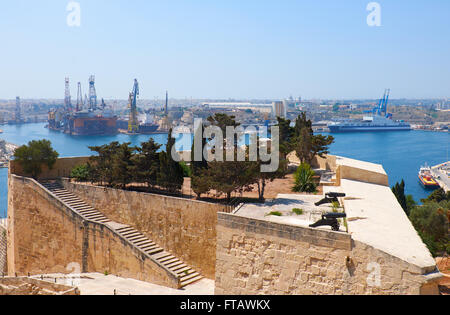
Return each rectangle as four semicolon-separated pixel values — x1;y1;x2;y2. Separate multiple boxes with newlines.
0;140;17;168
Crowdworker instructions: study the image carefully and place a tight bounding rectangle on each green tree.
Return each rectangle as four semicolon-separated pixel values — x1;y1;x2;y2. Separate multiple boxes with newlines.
276;117;295;158
207;113;240;135
248;140;288;201
409;200;449;256
132;139;161;188
190;122;210;198
13;139;59;179
111;142;136;189
89;142;121;186
421;188;450;203
157;129;184;192
70;164;91;182
392;180;408;215
205;156;255;201
289;113;334;164
292;163;317;193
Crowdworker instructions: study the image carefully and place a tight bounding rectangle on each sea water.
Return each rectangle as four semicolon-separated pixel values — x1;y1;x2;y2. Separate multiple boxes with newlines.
0;123;448;218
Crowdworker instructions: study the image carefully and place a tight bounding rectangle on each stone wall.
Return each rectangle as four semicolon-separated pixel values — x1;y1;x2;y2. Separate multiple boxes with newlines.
7;175;179;288
0;277;80;295
337;165;389;187
62;180;225;279
215;213;440;295
0;223;6;274
9;157;89;180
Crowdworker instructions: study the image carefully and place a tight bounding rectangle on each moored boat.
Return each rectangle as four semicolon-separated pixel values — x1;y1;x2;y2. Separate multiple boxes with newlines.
418;164;440;189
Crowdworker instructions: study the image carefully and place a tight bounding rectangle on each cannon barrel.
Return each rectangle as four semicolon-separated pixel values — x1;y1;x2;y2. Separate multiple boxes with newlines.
326;192;346;198
323;213;347;219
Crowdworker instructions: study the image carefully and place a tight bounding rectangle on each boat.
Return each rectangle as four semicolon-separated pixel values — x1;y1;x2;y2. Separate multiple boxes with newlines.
328;89;411;133
328;115;411;133
418;164;440;189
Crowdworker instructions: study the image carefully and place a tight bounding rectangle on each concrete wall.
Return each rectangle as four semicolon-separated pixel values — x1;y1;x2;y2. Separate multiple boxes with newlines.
62;180;226;279
9;157;89;180
215;213;440;295
7;175;179;288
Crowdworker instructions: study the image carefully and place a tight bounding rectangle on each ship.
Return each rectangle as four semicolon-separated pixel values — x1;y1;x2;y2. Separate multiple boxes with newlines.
117;112;160;134
328;89;411;133
418;164;440;189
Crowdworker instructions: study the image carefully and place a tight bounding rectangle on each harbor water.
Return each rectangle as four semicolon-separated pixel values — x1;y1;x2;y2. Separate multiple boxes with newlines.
0;123;448;218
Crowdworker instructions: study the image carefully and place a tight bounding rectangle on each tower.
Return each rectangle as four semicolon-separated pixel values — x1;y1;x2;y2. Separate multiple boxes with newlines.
15;97;22;123
165;91;169;116
76;82;83;112
64;77;72;112
88;75;97;110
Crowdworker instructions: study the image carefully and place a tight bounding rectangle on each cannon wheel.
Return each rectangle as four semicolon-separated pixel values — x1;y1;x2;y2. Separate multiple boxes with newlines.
332;222;340;231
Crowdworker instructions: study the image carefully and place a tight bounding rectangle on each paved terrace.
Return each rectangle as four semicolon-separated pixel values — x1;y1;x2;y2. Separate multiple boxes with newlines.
32;274;214;295
236;156;437;274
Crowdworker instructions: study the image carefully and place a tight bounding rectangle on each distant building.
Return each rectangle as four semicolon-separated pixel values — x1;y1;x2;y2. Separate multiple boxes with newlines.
272;101;286;118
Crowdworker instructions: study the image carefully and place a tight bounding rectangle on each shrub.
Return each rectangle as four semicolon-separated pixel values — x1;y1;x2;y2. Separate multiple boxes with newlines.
266;211;283;217
70;164;91;182
292;163;317;193
180;161;192;178
409;200;449;257
292;208;304;215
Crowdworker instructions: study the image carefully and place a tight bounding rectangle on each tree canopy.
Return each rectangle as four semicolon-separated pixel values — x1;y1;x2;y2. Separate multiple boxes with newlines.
14;139;59;179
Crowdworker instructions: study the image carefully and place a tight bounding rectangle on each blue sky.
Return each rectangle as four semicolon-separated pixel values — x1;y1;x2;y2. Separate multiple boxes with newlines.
0;0;449;100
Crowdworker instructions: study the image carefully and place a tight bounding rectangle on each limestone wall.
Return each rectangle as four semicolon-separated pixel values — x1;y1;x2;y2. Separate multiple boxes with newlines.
9;157;89;180
62;180;226;279
0;223;6;274
215;213;440;295
0;277;80;295
337;165;389;187
7;175;179;288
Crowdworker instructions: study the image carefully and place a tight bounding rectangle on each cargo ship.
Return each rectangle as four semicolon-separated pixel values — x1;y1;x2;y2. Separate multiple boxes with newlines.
328;89;411;133
418;164;440;189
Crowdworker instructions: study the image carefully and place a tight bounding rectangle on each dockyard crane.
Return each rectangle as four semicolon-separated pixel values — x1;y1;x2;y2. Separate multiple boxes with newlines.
128;79;140;133
374;89;390;116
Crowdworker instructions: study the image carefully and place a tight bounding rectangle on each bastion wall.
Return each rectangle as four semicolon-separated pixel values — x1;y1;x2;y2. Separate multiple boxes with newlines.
7;175;179;288
215;213;440;295
61;179;226;279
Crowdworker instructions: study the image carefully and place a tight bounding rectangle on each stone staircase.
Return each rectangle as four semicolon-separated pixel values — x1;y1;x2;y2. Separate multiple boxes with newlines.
41;182;203;288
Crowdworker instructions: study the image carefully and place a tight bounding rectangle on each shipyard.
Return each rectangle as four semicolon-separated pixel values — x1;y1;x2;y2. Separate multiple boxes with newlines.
47;76;169;136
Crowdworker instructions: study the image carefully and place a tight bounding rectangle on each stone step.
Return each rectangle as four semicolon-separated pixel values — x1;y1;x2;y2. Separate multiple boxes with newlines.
41;181;204;288
180;271;199;282
159;256;176;263
175;266;192;275
117;227;134;233
128;235;147;242
147;248;164;255
166;261;184;269
162;258;179;266
171;264;188;272
180;275;203;288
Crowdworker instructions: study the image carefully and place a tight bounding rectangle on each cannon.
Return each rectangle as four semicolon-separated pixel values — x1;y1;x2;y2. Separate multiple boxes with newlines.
309;212;347;231
314;192;346;207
